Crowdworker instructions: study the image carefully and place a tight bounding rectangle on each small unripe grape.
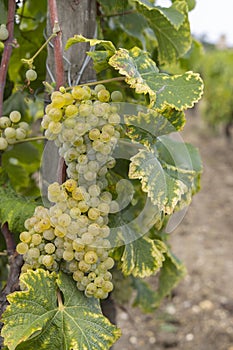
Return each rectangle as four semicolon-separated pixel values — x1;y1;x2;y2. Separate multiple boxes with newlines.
97;89;110;102
88;208;100;220
0;116;11;129
19;121;30;131
63;179;77;192
95;288;108;299
16;242;29;254
111;90;123;102
0;24;9;41
89;128;100;140
79;103;93;116
63;92;74;105
0;137;8;150
26;69;37;81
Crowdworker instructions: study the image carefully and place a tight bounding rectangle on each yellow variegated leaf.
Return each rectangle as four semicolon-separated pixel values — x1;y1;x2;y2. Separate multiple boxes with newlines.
120;237;167;277
109;47;204;109
2;270;121;350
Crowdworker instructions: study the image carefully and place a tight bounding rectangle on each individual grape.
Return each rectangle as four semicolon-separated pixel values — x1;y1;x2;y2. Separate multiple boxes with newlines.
4;127;16;139
84;251;98;264
44;243;56;254
63;250;74;261
48;121;62;134
0;137;8;150
26;69;37;81
94;276;105;288
16;242;29;254
48;107;63;122
103;257;115;270
16;128;27;140
51;95;66;108
79;103;93;116
72;86;91;100
68;260;78;272
27;247;40;259
0;24;9;41
42;255;54;267
108;113;121;124
95;288;108;299
31;234;42;245
88;208;100;221
65;104;79;117
102;280;114;293
0;116;11;129
78;260;91;273
97;89;110;102
43;228;55;240
19;121;30;131
19;231;31;243
94;84;106;93
58;213;71;227
111;90;123;102
85;282;97;295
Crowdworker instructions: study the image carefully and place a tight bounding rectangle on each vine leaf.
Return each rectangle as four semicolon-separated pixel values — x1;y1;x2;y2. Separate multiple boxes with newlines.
65;35;116;73
129;148;186;214
0;182;39;233
128;138;202;215
109;46;204;109
135;0;191;63
120;237;167;277
124;108;185;148
2;269;121;350
132;250;186;312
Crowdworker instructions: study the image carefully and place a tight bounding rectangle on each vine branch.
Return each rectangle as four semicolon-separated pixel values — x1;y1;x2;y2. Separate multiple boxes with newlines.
48;0;65;89
0;0;16;117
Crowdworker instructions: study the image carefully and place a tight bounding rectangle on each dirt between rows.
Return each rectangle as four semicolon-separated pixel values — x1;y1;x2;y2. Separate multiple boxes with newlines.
114;112;233;350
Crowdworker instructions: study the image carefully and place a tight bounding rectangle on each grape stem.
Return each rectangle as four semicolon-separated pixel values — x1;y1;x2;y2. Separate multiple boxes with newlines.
0;0;16;118
21;32;58;69
65;76;126;90
13;136;47;144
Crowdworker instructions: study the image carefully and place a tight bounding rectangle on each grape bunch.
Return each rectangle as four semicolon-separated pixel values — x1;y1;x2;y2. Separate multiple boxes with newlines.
0;111;30;150
17;179;115;299
17;84;124;299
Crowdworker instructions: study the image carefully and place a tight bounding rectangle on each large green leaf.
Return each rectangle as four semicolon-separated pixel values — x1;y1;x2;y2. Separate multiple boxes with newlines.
2;270;121;350
2;142;41;191
97;0;131;16
135;0;191;63
120;237;166;277
109;46;204;109
0;182;39;233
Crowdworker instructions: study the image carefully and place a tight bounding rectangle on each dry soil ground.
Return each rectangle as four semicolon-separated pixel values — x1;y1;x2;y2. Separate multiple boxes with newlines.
114;113;233;350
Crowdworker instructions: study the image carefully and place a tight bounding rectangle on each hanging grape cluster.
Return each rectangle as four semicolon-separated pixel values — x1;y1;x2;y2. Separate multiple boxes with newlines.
17;84;124;299
0;111;30;150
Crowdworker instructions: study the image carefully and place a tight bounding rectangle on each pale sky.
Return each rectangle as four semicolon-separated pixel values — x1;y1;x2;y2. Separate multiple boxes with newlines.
189;0;233;46
156;0;233;47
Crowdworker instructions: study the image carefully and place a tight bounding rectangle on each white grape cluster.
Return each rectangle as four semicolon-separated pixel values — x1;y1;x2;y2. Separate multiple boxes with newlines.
0;111;30;150
17;84;123;299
